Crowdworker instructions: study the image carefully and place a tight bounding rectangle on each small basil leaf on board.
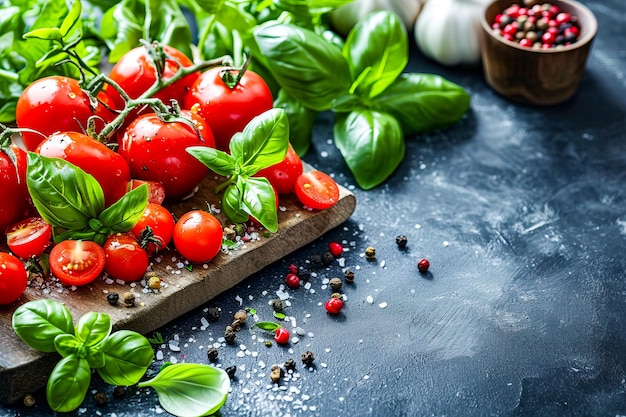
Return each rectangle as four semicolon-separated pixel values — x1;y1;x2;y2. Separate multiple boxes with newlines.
222;183;251;225
241;177;278;233
334;109;405;190
253;22;352;111
97;183;149;241
273;89;316;156
97;330;153;386
138;363;230;417
187;146;236;177
75;312;112;347
46;355;91;412
26;153;104;234
232;108;289;175
344;11;408;99
374;73;471;136
255;321;281;332
53;334;81;358
12;299;75;353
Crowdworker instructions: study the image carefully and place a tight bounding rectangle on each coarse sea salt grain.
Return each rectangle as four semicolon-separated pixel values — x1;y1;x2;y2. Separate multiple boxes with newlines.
378;302;388;309
366;296;374;304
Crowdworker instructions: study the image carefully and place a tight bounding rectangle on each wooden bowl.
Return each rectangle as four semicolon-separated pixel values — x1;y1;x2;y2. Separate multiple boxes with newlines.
480;0;597;105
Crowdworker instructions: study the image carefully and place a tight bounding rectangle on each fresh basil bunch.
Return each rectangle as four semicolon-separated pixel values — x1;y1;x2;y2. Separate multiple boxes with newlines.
26;153;148;245
254;10;471;189
187;108;289;233
12;299;154;412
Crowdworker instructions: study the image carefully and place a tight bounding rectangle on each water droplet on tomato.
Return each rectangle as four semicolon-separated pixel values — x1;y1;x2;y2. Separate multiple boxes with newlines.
68;92;76;99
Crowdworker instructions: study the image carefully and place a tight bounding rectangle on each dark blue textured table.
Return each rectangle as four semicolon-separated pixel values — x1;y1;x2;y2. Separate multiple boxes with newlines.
3;1;626;416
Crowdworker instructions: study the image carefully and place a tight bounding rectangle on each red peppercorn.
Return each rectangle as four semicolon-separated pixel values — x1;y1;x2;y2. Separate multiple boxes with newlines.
541;31;556;44
555;12;570;24
417;258;430;273
325;297;344;315
288;264;298;274
274;327;290;345
519;38;533;48
328;242;343;257
285;273;300;289
502;22;518;36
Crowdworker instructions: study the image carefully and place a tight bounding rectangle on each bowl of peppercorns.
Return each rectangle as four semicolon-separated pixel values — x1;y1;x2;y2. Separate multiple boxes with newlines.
480;0;597;105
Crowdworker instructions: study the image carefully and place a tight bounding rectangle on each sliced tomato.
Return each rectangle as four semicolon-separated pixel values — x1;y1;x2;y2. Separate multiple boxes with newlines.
294;171;340;210
49;240;105;286
6;217;52;259
129;179;166;205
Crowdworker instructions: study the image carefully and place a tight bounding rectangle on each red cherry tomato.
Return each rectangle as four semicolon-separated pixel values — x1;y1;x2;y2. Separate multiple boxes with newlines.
16;76;110;151
173;210;223;263
49;240;105;286
118;110;215;200
105;45;198;120
0;144;31;233
36;131;131;207
184;66;273;152
255;145;303;195
103;233;150;282
0;252;28;305
274;327;290;345
6;217;52;259
294;171;340;210
131;203;175;254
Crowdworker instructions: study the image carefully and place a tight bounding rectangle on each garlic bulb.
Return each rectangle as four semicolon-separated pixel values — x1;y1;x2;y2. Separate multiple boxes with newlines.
414;0;491;66
330;0;425;36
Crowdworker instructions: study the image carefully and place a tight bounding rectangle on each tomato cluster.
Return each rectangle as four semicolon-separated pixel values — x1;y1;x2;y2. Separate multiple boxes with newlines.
1;42;340;305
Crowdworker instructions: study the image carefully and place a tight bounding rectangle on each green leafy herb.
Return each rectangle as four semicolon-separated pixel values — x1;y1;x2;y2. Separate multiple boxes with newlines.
255;321;282;332
273;311;286;320
26;153;148;245
148;332;165;345
138;363;230;417
187;108;289;232
12;299;153;412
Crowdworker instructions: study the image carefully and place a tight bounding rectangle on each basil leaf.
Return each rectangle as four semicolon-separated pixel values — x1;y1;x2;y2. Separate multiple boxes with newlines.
331;93;366;113
97;183;148;243
12;299;75;353
274;89;316;156
255;321;281;332
46;355;91;413
187;146;236;177
344;11;408;99
26;153;104;234
97;330;153;386
334;109;405;190
138;363;230;417
253;22;352;111
232;108;289;174
53;334;81;358
241;177;278;233
374;73;471;136
23;27;64;41
222;183;250;225
75;312;112;347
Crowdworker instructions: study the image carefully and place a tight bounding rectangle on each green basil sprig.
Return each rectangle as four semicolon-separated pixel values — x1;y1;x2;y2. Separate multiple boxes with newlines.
187;108;289;233
26;152;148;245
138;363;230;417
12;299;153;413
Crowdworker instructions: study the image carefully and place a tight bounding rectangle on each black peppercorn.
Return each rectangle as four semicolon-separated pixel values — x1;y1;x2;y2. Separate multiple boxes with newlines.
107;292;119;306
320;251;334;266
94;391;107;406
284;358;296;371
207;348;219;363
301;350;315;367
344;270;355;284
207;307;221;322
113;386;126;399
395;235;408;249
298;268;312;281
224;325;236;344
225;366;237;380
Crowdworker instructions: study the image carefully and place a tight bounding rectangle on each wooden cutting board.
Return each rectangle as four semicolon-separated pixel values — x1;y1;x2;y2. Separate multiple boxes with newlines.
0;169;356;404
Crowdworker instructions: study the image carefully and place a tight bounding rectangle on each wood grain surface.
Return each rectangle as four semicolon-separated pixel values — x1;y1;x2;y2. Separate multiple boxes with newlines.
0;168;356;403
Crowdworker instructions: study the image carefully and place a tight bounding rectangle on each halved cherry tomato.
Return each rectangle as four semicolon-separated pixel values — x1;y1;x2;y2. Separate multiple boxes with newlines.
36;131;131;207
103;233;149;282
173;210;223;263
294;171;340;210
6;217;52;259
131;203;175;254
118;110;215;200
49;240;105;286
129;179;166;205
0;252;28;305
255;145;303;195
184;66;273;152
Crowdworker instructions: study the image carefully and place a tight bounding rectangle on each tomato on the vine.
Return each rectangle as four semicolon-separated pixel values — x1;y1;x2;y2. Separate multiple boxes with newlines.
173;210;223;263
49;240;105;287
0;252;27;305
16;76;112;151
105;45;199;114
294;171;340;210
118;110;215;200
184;66;273;152
0;144;31;233
6;217;52;259
255;145;303;195
103;233;149;282
131;203;175;254
36;131;131;207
